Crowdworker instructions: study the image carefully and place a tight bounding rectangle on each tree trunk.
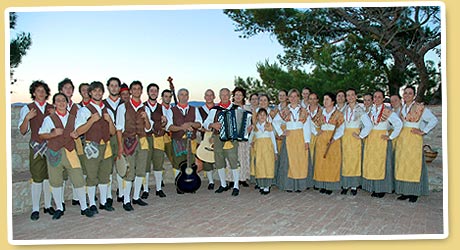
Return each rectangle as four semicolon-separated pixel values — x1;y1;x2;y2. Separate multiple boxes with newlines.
387;52;408;96
413;57;430;102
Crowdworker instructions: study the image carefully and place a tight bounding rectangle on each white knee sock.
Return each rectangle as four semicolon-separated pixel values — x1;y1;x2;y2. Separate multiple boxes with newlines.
87;186;96;206
42;179;52;208
72;183;78;200
144;172;150;192
206;171;214;184
107;174;113;199
133;176;143;200
51;186;63;211
31;182;42;212
217;168;227;187
123;181;132;204
75;187;88;210
61;180;66;203
232;169;240;189
98;184;108;206
117;174;123;198
154;171;163;191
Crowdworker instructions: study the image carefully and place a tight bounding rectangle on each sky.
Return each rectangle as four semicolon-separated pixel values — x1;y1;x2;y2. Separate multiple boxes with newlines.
9;7;285;103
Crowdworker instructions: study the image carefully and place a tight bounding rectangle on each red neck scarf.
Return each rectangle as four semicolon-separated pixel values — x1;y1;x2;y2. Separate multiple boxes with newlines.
109;95;119;102
36;100;46;107
219;101;231;109
206;103;215;109
91;99;103;108
82;99;91;106
162;103;170;110
130;98;141;108
177;103;188;109
148;99;157;107
56;109;67;117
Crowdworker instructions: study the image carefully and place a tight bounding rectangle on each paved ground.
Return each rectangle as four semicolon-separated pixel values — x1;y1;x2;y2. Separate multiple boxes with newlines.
11;181;444;243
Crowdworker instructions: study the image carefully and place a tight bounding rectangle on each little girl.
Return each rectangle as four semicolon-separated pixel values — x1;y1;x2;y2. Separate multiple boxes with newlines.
249;108;278;195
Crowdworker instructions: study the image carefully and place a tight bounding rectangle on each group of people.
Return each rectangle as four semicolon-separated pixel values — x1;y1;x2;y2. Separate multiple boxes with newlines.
18;77;438;222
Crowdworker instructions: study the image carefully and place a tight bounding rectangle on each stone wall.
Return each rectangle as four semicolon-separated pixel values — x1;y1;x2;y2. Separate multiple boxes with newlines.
9;105;444;215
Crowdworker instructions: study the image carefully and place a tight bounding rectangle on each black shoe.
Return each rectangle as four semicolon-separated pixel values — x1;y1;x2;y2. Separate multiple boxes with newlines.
341;188;348;195
62;203;66;212
397;195;410;200
116;188;119;196
162;181;165;187
240;181;249;187
89;205;99;214
176;189;184;194
106;198;113;207
229;182;234;187
141;191;149;199
408;195;418;203
81;208;94;217
117;196;124;202
295;190;301;193
371;192;377;197
207;183;215;190
133;198;148;206
71;199;80;206
156;190;166;197
254;185;259;190
286;190;293;193
52;210;64;220
30;211;39;221
325;190;333;195
215;185;230;193
378;192;385;198
320;188;326;194
123;202;134;211
351;189;358;196
313;186;319;190
231;188;239;196
99;203;115;212
44;207;55;215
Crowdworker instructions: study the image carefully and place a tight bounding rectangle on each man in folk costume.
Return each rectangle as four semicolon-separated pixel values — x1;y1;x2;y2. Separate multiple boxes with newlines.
307;92;322;161
160;89;175;170
58;78;81;210
340;88;372;196
203;88;241;196
18;80;55;221
119;83;131;103
78;83;91;107
103;77;124;204
197;89;218;190
142;83;170;199
116;81;153;211
394;86;438;203
38;93;94;219
273;89;312;192
75;81;117;213
312;92;345;195
166;88;202;194
362;89;402;198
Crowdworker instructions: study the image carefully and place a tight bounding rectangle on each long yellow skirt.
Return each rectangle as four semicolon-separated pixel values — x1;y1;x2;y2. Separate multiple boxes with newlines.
394;127;423;182
342;128;362;177
254;137;275;178
313;131;342;182
286;129;309;179
362;130;387;180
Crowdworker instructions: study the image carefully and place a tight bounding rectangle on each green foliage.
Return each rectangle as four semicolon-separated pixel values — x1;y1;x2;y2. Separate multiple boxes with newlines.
10;12;32;85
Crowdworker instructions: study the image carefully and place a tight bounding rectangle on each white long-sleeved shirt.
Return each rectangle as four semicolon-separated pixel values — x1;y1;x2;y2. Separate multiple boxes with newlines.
165;104;202;131
18;101;49;133
400;102;438;134
248;122;278;154
344;104;373;139
319;107;345;141
145;101;173;132
370;104;402;140
203;103;234;131
39;113;70;135
115;100;153;133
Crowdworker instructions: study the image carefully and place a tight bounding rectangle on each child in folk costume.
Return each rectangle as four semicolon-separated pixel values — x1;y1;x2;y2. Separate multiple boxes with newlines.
340;88;372;196
313;92;345;195
362;90;402;198
249;108;278;195
394;86;438;202
273;89;312;192
38;93;94;219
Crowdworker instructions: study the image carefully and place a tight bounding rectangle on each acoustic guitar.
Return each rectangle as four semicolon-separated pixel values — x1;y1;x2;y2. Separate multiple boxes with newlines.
175;131;202;193
196;131;215;163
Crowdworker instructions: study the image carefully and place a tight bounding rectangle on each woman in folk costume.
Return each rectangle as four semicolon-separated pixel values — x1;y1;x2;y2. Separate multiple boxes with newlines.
306;92;323;161
312;92;345;195
362;90;402;198
38;93;94;219
273;89;289;153
394;86;438;202
249;108;278;195
340;88;372;196
273;89;312;192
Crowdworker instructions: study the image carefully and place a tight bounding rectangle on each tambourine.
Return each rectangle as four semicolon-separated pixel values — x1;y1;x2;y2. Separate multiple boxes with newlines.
116;154;130;178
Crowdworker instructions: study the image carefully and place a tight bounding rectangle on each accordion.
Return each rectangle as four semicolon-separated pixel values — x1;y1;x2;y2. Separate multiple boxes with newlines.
216;106;252;141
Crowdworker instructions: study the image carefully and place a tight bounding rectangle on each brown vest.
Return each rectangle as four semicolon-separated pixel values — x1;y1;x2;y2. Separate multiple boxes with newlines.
171;105;197;140
123;102;147;139
103;98;124;121
27;103;54;143
144;101;166;137
47;113;76;152
198;106;209;121
85;104;111;143
68;103;79;116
